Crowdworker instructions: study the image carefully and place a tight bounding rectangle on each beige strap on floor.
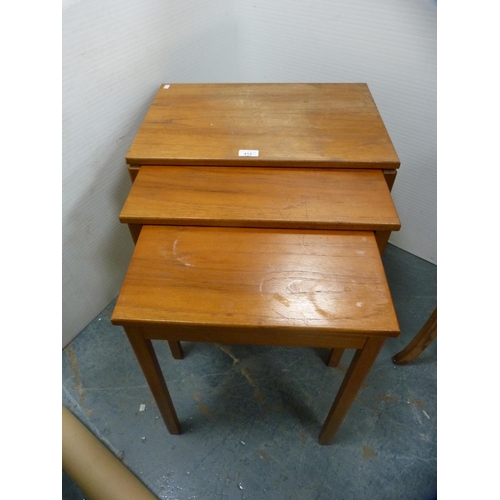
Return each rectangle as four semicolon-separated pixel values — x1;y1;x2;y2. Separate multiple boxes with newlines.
62;406;157;500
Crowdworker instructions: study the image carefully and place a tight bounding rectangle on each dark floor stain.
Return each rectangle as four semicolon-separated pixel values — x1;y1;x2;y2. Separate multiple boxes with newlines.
362;445;376;459
216;344;240;365
197;402;212;419
256;449;273;462
407;398;427;407
193;392;212;419
65;345;85;405
373;393;399;402
240;367;266;405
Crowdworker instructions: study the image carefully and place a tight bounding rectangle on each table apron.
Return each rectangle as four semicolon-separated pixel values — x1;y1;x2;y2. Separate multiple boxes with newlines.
132;324;368;349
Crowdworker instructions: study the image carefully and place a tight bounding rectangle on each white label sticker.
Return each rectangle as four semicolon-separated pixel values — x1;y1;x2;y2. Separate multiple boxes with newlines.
238;150;259;157
139;404;146;411
163;84;170;89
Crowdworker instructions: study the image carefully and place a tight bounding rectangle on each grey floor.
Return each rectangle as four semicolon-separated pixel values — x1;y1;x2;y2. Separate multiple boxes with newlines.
62;243;437;500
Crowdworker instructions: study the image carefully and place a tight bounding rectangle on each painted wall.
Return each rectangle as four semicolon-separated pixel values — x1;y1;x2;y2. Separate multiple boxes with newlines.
62;0;236;347
234;0;437;264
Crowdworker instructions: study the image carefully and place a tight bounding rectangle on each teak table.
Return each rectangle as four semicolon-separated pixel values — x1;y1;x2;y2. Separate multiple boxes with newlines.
111;83;401;445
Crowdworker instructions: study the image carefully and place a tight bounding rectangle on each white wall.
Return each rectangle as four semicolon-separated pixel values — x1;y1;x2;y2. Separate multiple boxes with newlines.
234;0;437;264
63;0;436;347
62;0;236;347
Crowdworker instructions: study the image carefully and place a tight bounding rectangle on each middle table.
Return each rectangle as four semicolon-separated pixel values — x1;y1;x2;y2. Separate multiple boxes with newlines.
120;165;400;251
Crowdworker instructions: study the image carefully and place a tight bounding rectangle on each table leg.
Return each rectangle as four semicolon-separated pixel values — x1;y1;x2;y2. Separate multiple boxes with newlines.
393;308;437;365
383;169;397;191
168;341;184;360
127;224;142;244
327;348;344;367
375;231;391;254
128;165;139;183
318;337;385;445
124;326;181;435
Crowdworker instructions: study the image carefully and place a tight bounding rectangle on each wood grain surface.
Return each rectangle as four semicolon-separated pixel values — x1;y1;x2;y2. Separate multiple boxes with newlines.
125;84;400;169
111;226;399;337
120;167;401;231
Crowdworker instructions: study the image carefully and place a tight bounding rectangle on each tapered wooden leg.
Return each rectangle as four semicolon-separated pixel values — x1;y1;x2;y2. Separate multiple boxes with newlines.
128;165;139;182
327;348;344;367
168;341;184;360
124;326;181;435
319;337;385;445
375;231;391;254
383;169;397;191
393;308;437;365
127;224;142;244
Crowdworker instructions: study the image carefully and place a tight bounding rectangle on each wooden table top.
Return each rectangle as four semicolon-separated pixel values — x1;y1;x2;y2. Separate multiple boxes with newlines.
126;83;400;169
111;226;399;337
120;166;400;231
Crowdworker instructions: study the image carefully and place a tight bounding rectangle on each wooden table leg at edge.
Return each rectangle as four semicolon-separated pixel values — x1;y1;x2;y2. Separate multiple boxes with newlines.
327;348;344;367
124;326;181;435
168;341;184;360
319;337;385;445
393;308;437;365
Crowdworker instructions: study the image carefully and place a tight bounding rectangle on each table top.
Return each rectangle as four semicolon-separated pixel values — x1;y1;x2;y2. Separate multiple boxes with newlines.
120;166;400;231
126;83;400;169
111;225;400;337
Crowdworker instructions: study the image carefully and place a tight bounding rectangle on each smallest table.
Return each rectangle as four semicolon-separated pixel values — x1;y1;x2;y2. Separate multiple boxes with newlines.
111;225;399;444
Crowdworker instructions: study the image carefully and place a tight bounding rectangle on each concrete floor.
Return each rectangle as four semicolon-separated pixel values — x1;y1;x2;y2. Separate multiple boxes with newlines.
62;243;437;500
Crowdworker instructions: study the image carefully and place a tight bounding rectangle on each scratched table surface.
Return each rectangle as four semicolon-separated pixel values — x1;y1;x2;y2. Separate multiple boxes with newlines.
120;166;400;231
62;244;436;500
125;83;400;169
